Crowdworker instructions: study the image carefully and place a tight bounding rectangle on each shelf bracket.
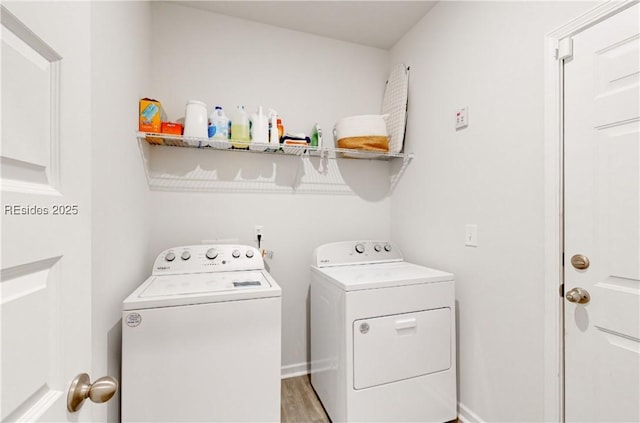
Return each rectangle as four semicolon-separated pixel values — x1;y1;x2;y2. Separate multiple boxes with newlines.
291;154;305;192
389;153;413;193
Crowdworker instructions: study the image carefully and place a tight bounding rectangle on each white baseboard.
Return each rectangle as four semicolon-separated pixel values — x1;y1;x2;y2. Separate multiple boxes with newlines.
281;361;310;379
458;402;485;423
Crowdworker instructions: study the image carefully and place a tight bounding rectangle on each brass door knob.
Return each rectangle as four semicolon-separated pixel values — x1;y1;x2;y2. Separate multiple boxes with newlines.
67;373;118;412
565;287;590;304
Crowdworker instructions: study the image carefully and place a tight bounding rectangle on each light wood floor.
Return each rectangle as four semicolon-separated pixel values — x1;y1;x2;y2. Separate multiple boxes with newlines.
281;375;330;423
280;375;459;423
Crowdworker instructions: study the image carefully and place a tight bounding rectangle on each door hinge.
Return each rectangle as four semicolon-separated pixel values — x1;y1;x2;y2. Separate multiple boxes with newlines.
556;37;573;61
559;283;565;297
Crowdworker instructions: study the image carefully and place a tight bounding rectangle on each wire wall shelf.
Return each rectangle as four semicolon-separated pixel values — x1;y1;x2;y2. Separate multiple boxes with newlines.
136;132;413;194
137;132;413;162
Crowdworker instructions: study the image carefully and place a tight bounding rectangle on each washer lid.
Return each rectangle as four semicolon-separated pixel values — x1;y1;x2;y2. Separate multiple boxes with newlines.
122;270;281;310
311;261;453;291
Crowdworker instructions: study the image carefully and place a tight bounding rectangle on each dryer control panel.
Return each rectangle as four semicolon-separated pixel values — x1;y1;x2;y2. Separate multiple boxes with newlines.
152;244;263;275
313;241;403;268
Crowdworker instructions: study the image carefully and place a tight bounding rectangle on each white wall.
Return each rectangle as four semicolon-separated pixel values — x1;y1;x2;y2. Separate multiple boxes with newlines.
390;2;597;421
148;2;392;376
90;2;151;421
86;2;609;420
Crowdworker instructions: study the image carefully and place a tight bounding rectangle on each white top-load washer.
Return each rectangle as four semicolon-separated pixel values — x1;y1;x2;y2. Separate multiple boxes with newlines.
310;241;456;422
122;244;281;423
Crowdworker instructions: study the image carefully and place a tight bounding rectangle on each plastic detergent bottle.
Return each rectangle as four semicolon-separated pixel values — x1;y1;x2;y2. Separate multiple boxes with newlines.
231;105;250;148
250;106;269;144
208;106;229;140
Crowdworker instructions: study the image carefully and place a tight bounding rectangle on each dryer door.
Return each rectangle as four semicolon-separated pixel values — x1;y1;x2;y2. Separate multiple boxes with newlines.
353;308;451;390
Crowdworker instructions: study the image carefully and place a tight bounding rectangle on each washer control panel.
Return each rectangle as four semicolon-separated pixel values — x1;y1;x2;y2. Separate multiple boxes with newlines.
152;244;263;275
313;240;403;267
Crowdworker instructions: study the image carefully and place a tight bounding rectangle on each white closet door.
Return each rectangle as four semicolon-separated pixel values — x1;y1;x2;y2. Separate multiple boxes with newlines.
563;4;639;422
1;3;92;421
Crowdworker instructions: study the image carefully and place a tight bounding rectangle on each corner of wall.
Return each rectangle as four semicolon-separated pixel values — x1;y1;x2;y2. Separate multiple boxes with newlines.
90;1;152;421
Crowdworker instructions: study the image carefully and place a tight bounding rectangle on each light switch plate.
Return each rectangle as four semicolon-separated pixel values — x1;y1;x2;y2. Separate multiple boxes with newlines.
465;224;477;247
456;107;468;130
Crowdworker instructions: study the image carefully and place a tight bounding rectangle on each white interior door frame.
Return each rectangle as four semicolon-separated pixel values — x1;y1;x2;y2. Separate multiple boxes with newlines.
543;1;639;421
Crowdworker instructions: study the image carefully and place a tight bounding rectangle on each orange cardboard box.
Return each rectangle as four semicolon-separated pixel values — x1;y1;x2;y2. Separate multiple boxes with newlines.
139;98;165;133
161;122;183;135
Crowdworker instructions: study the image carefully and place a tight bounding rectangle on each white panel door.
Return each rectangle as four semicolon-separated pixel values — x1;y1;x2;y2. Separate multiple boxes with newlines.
563;4;640;422
1;2;92;422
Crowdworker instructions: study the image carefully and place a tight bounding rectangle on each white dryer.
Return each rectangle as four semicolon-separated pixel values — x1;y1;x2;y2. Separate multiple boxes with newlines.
122;244;281;422
310;241;456;422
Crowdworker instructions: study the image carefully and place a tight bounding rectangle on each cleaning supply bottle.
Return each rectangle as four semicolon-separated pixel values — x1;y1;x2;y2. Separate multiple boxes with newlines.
311;123;323;148
231;105;250;148
277;117;284;140
208;106;229;140
268;109;279;145
250;106;269;145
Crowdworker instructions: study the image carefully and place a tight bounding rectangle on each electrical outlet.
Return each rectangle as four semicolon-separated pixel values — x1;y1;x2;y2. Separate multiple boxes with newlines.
254;225;263;240
455;106;468;130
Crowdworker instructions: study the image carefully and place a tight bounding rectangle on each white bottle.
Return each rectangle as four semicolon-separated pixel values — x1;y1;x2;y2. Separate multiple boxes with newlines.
268;109;279;145
183;100;208;145
250;106;269;151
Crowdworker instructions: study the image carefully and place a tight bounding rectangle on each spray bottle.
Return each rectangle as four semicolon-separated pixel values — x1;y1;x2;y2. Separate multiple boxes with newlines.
268;109;279;145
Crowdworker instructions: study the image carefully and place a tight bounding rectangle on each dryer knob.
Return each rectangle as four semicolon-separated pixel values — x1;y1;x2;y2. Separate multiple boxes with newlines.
374;244;382;252
181;251;191;260
206;249;218;260
355;243;365;254
246;250;254;258
384;244;392;252
165;252;176;262
232;249;241;258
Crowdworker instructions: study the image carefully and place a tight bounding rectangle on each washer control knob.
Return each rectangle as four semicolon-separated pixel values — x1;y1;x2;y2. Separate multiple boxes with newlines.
165;252;176;262
206;249;218;260
384;244;392;252
232;249;241;258
355;243;365;254
181;251;191;261
246;250;254;258
374;244;382;252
